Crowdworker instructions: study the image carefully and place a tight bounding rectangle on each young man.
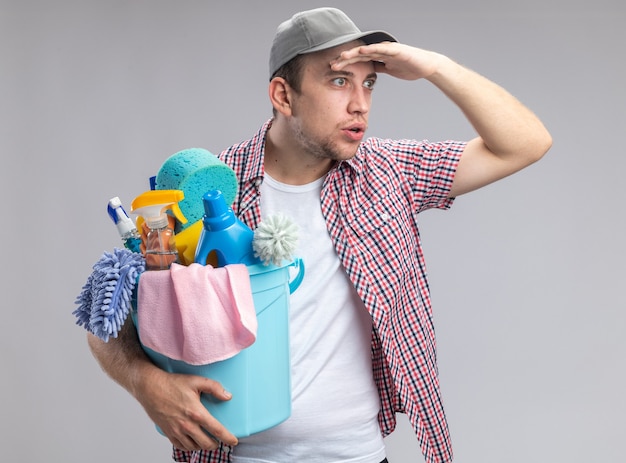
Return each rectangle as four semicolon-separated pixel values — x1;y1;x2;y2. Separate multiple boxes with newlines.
87;7;552;463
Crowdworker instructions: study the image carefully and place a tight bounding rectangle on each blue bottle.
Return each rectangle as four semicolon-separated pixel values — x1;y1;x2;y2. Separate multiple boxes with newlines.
194;190;261;267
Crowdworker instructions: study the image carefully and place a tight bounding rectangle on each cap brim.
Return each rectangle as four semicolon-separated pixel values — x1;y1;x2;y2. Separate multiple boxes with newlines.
303;30;397;54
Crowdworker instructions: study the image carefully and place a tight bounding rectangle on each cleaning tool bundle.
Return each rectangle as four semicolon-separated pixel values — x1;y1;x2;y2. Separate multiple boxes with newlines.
131;188;305;438
130;189;187;270
74;144;305;438
73;248;145;342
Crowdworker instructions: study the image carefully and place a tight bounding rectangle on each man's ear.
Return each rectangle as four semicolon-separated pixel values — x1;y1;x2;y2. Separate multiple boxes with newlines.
268;77;293;116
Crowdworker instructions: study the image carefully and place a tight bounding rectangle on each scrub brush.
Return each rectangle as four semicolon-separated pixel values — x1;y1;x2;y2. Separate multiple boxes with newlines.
73;248;145;342
252;214;298;266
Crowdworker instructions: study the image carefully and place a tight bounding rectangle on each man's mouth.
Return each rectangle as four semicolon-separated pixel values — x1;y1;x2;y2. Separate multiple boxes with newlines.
345;123;366;133
343;124;366;141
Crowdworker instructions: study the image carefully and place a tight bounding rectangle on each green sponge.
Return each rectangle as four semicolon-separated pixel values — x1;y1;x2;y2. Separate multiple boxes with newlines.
156;148;238;230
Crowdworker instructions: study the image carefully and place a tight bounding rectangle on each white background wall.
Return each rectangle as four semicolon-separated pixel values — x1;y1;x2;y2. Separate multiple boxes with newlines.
1;0;624;462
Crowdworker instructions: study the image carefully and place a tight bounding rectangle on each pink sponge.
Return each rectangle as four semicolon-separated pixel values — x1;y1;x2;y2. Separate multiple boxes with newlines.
156;148;238;230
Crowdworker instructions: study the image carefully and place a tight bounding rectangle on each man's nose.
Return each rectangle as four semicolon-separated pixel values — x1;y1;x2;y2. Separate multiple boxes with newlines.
348;87;370;114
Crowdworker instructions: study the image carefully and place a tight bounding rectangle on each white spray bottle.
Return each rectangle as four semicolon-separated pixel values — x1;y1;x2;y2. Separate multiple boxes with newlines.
130;190;188;270
107;197;142;253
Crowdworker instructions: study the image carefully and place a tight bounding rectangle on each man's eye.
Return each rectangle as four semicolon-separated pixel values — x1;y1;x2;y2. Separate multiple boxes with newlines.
332;77;347;86
364;79;376;90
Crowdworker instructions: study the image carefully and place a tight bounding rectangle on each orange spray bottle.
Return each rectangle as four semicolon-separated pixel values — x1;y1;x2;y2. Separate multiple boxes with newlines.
130;190;187;270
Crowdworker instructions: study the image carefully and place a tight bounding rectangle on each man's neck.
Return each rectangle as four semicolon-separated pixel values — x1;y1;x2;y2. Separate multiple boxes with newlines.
264;122;334;185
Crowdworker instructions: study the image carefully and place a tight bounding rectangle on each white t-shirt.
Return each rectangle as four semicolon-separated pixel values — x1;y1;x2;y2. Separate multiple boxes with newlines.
231;174;385;463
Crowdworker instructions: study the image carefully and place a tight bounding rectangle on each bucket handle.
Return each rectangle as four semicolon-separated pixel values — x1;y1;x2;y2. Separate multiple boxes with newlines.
288;258;305;294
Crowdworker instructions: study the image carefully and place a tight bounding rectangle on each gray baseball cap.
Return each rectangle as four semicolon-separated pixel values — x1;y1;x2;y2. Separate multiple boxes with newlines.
269;7;397;79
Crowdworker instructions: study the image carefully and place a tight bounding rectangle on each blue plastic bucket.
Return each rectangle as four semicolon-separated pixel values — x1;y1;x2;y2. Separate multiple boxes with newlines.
132;258;304;438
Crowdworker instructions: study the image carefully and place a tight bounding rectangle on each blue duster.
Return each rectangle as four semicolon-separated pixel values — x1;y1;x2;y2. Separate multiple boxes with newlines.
74;248;145;342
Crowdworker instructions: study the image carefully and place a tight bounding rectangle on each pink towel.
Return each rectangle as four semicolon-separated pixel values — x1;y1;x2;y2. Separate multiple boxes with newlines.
137;263;257;365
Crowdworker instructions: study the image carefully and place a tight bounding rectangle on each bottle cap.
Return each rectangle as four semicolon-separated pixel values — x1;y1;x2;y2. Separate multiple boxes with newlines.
202;190;236;231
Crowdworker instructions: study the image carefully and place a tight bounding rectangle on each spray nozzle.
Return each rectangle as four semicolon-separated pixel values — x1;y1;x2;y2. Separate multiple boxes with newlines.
107;197;134;230
130;190;188;229
107;195;139;237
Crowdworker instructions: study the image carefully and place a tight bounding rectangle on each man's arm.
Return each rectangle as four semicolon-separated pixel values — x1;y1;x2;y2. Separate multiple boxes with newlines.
423;53;552;196
87;321;238;451
332;43;552;196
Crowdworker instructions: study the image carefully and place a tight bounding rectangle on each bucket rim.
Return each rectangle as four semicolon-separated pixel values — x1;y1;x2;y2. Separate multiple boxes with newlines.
245;259;296;276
